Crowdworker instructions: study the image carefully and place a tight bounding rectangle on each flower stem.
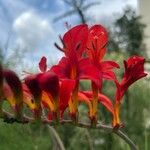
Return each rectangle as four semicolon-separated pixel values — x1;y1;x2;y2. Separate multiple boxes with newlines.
90;82;98;126
47;125;66;150
114;130;138;150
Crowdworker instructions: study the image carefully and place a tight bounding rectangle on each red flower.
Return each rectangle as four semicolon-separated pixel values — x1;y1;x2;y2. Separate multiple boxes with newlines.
52;24;99;82
24;74;42;119
51;24;101;120
87;25;108;62
51;57;100;121
3;70;23;120
37;71;75;119
84;25;119;124
113;56;147;127
28;53;75;117
22;57;48;118
116;56;147;101
86;25;119;85
23;56;75;120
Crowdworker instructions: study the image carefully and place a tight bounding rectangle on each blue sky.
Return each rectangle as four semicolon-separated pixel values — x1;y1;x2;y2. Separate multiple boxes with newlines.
0;0;137;72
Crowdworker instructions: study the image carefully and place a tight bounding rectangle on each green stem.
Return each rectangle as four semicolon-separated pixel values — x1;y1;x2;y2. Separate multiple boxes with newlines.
85;129;94;150
113;130;138;150
91;82;98;126
70;81;79;123
47;125;66;150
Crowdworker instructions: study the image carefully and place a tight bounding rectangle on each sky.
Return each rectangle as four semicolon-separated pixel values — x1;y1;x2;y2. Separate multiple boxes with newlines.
0;0;137;72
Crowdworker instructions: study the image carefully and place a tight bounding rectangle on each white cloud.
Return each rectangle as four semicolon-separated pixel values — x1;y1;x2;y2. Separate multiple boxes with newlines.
13;11;54;51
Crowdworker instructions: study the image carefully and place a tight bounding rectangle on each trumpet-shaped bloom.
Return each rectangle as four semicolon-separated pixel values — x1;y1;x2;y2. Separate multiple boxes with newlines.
83;25;119;123
37;71;75;118
116;56;147;101
86;25;120;86
87;25;108;62
3;70;23;119
51;24;101;119
51;24;100;83
113;56;147;127
24;65;75;120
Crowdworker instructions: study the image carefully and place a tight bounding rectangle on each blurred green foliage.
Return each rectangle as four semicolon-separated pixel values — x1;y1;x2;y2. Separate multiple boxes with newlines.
108;7;146;57
0;121;52;150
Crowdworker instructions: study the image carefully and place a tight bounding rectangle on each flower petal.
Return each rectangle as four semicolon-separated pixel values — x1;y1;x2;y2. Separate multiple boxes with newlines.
50;57;70;79
99;94;114;115
59;79;75;116
24;74;41;100
87;25;108;60
79;58;101;87
37;72;59;98
22;83;37;110
101;61;120;70
3;83;15;107
39;56;47;72
63;24;88;57
4;70;23;101
82;91;114;114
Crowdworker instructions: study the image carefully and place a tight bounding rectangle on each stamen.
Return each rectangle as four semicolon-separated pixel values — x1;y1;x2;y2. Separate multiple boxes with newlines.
54;43;65;52
95;39;98;49
75;42;81;51
98;42;108;51
86;47;90;50
92;42;96;50
59;35;66;48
